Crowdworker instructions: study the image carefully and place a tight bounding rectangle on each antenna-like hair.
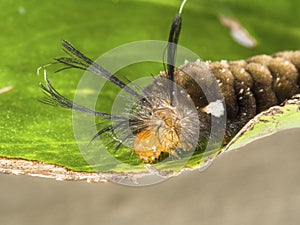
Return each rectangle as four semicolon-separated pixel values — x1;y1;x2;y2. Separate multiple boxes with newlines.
167;14;182;105
56;40;144;100
179;0;187;14
39;69;125;120
166;0;187;104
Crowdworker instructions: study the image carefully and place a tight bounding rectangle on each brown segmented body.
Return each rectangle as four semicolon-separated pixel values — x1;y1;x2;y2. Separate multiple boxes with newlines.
211;51;300;137
134;51;300;162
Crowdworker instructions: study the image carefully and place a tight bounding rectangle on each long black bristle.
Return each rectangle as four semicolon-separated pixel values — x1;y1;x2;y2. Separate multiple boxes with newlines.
89;126;114;143
40;74;125;120
57;40;144;100
167;14;182;105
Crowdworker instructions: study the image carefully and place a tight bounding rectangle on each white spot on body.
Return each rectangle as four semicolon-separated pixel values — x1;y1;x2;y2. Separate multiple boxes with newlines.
202;100;225;118
221;68;226;73
239;89;244;94
259;89;264;93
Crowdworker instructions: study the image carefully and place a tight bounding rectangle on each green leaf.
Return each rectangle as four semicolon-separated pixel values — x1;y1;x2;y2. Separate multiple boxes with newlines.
0;0;299;183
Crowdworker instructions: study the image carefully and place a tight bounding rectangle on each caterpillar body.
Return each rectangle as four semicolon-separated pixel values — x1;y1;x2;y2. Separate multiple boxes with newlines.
39;6;300;163
130;50;300;162
167;51;300;141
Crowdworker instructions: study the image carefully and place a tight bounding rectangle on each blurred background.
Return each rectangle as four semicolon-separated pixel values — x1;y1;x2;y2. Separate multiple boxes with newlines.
1;0;300;224
1;129;299;225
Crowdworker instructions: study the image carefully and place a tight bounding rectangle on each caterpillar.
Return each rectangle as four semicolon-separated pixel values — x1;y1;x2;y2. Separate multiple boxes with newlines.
173;51;300;140
40;6;300;163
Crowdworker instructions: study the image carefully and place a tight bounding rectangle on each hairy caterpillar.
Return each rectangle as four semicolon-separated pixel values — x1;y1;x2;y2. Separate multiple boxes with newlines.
158;51;300;143
40;7;300;163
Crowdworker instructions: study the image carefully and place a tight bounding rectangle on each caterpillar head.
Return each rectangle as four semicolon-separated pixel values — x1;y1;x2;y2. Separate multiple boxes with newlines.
128;75;201;163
